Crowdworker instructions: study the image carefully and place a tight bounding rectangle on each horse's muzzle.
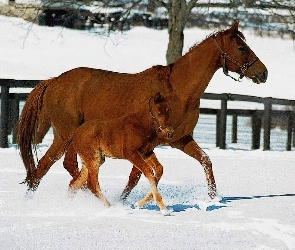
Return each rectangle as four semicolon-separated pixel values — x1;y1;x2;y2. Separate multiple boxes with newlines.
253;69;268;84
163;127;174;139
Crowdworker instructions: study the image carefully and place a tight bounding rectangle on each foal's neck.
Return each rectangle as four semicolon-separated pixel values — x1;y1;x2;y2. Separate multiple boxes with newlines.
133;104;158;134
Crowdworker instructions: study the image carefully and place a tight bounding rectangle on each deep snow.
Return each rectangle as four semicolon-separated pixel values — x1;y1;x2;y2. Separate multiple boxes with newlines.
0;15;295;249
1;146;295;249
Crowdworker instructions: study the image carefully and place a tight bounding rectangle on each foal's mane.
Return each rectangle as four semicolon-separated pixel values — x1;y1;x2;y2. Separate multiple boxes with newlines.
188;28;246;53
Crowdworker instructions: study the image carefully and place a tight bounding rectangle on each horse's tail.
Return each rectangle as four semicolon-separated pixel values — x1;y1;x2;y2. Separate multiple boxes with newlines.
17;79;52;188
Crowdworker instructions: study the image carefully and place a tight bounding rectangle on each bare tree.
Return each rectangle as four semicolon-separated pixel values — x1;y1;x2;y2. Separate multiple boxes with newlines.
165;0;295;64
1;0;294;63
165;0;197;64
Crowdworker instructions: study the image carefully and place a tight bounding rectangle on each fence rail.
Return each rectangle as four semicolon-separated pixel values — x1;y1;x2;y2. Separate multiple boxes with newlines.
1;79;295;150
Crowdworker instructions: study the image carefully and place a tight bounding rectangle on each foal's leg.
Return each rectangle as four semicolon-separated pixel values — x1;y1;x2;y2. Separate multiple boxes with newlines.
131;152;164;205
120;151;163;200
68;160;88;191
72;144;110;206
128;152;168;214
170;135;217;199
84;153;110;207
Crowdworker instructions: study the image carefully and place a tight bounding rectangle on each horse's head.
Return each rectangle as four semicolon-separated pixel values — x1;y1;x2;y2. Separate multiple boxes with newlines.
214;20;268;84
149;92;174;139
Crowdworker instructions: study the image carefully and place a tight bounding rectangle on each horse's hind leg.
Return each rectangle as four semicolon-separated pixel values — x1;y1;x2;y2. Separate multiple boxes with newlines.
32;133;70;190
120;166;141;200
33;120;51;144
63;144;80;179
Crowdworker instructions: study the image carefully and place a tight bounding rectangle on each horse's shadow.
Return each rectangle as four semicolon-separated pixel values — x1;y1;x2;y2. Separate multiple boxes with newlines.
138;193;295;213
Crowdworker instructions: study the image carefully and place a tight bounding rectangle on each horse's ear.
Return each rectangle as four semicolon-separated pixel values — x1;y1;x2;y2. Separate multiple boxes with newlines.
154;92;165;103
229;20;239;34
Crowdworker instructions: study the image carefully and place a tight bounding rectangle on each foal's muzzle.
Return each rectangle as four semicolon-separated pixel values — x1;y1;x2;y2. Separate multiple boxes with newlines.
162;126;174;139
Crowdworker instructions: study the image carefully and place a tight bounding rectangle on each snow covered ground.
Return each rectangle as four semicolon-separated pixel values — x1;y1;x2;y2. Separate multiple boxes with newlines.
1;146;295;249
0;16;295;249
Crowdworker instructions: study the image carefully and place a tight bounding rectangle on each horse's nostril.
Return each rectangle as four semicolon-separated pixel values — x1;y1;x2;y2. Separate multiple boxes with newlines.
263;69;268;81
166;131;174;139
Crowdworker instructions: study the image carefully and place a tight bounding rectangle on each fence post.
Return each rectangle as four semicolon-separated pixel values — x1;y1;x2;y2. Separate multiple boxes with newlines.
219;94;228;149
232;114;237;143
11;94;20;144
216;111;220;147
263;97;272;151
252;111;261;150
286;111;293;151
0;85;9;148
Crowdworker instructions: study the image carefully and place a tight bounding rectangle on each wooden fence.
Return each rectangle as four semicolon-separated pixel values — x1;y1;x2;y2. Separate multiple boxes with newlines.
1;79;295;150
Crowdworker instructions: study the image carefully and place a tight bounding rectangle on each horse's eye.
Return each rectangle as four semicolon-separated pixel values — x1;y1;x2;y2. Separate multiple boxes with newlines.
238;46;246;52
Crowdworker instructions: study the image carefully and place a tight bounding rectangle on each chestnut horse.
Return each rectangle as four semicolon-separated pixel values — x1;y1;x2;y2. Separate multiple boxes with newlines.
17;21;268;203
69;92;173;214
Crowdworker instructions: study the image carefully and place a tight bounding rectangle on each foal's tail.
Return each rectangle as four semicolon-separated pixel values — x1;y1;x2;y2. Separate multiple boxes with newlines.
17;79;52;189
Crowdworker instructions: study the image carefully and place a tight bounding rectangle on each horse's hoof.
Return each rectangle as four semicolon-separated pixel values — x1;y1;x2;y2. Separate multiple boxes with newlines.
24;189;35;200
209;194;222;203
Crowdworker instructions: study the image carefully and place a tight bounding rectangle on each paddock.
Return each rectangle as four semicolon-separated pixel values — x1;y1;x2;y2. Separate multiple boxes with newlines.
1;144;295;249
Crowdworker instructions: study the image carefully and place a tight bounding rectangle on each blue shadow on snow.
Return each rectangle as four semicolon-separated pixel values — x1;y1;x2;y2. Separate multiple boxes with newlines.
131;193;295;213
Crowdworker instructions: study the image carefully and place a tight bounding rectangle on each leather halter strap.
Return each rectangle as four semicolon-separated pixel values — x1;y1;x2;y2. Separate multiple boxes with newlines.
213;33;258;82
149;96;170;132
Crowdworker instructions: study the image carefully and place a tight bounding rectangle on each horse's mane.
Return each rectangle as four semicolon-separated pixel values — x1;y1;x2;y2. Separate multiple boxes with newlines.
188;28;246;53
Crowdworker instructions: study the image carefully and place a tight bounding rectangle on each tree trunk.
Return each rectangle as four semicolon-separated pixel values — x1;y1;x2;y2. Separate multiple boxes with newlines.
166;0;197;64
166;21;184;64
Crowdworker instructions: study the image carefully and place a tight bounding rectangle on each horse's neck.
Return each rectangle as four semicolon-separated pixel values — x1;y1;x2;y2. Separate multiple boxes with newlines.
171;37;220;102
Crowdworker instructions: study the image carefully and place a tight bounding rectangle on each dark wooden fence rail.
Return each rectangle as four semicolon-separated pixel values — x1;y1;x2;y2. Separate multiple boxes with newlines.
201;93;295;150
1;79;295;150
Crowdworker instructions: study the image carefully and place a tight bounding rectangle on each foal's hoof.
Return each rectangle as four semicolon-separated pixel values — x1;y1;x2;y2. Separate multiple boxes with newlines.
161;209;172;216
133;202;140;209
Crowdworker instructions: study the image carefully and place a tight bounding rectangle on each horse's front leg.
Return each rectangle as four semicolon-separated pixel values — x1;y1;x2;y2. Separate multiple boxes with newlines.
120;151;163;201
170;135;217;199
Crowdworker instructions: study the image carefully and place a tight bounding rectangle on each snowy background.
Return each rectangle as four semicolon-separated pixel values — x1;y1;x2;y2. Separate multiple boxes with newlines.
0;15;295;249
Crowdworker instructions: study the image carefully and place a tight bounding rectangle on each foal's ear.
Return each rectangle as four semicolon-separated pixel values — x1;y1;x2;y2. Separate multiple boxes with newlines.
154;92;165;103
229;20;239;34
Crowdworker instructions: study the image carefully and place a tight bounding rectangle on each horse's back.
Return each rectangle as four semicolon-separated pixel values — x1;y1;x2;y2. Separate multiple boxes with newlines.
42;66;172;135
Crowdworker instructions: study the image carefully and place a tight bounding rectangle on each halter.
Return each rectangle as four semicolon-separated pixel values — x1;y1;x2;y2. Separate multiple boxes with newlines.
148;96;170;133
213;33;258;82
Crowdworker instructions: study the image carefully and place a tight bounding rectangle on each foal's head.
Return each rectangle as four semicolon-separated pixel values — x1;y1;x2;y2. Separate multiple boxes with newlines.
214;20;268;83
149;92;174;139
